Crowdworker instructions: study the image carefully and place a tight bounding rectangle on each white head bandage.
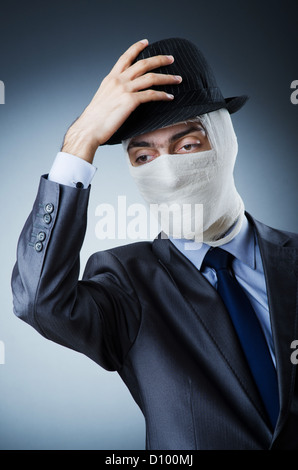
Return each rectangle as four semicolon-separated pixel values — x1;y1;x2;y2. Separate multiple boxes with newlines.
124;108;245;246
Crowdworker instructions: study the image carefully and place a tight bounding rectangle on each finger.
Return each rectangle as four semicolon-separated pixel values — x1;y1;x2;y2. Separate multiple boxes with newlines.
129;72;182;92
124;55;175;80
134;89;175;105
111;39;149;74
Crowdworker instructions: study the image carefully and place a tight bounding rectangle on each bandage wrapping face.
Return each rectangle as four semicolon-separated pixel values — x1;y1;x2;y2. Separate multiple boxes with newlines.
124;108;245;246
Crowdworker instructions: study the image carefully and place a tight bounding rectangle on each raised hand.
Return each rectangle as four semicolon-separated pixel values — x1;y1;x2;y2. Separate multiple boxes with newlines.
62;39;182;163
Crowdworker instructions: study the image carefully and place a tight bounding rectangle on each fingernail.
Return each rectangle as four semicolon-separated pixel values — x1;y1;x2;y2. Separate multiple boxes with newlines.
167;55;174;61
167;94;174;99
140;39;148;45
174;75;182;82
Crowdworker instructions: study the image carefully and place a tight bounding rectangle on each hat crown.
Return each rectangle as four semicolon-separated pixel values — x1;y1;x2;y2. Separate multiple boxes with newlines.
135;37;218;95
105;37;248;144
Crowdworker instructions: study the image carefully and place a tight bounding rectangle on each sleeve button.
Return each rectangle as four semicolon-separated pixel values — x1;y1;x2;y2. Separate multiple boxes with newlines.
43;213;52;224
44;203;54;213
35;241;43;252
37;231;46;242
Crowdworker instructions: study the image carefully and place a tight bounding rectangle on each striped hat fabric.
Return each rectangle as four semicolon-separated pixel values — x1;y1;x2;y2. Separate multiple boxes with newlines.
106;37;248;145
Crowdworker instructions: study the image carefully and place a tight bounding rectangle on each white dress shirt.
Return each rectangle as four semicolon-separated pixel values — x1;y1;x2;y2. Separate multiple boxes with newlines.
48;152;97;188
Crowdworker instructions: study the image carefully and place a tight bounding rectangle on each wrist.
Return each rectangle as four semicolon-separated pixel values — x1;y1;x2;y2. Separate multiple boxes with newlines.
62;127;98;164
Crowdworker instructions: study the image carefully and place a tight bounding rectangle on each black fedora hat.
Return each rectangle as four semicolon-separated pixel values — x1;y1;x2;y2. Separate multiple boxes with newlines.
106;37;248;145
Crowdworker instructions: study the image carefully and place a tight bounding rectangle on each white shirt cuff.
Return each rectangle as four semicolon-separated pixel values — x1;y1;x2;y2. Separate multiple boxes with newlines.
48;152;97;188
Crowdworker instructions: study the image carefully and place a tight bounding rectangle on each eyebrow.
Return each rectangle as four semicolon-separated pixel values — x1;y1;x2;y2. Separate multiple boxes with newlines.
169;125;204;143
127;125;204;151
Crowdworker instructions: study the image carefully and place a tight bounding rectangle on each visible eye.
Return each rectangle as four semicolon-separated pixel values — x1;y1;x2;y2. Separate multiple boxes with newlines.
176;141;201;154
135;154;155;165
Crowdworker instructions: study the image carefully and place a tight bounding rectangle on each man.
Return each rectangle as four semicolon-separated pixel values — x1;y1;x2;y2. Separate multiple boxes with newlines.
11;38;298;450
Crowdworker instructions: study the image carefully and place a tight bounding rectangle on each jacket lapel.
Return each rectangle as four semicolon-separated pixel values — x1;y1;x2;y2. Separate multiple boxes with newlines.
152;233;271;425
251;215;298;443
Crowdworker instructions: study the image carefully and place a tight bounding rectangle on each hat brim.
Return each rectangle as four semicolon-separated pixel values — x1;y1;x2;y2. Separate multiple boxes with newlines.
105;94;248;145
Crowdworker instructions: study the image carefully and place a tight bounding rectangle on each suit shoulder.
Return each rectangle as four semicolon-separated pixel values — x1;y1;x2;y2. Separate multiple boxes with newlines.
265;224;298;247
104;240;154;261
250;214;298;248
84;240;156;278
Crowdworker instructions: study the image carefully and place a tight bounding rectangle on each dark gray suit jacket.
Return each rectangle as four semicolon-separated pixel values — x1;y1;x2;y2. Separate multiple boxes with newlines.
11;175;298;450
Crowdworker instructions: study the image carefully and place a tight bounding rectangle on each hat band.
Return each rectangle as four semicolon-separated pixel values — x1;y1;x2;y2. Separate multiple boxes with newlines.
141;87;225;114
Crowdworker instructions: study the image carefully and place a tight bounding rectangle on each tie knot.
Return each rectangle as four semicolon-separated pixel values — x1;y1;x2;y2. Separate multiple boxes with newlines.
203;247;233;271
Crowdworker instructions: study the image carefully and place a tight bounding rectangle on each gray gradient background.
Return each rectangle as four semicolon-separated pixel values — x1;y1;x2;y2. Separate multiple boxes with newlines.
0;0;297;450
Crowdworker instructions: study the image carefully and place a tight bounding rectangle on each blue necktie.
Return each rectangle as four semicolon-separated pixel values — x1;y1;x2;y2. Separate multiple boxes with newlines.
203;247;279;429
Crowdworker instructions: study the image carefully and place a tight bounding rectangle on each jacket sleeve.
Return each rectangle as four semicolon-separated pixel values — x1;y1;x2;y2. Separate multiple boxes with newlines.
11;175;141;371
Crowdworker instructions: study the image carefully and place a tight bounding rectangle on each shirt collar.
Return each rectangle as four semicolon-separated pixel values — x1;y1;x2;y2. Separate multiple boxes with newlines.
169;215;256;271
